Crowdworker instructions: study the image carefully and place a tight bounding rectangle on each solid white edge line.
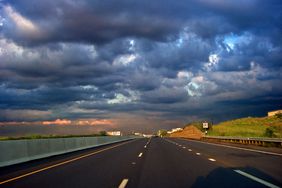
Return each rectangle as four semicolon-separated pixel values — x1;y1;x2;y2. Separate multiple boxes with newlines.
181;139;282;156
234;170;279;188
138;152;143;157
118;179;129;188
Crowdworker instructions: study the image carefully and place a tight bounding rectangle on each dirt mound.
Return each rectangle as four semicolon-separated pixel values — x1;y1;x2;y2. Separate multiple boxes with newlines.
170;125;204;139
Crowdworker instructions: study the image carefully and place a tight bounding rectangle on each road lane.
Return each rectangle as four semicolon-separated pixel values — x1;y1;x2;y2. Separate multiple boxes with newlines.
134;137;274;188
135;137;219;188
0;139;138;181
0;137;281;188
166;137;282;187
0;138;148;188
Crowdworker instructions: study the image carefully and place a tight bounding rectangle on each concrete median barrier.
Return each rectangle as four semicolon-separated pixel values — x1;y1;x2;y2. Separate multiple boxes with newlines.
0;136;136;167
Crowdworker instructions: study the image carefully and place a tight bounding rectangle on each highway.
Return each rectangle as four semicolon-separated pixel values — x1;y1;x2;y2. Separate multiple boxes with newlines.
0;137;281;188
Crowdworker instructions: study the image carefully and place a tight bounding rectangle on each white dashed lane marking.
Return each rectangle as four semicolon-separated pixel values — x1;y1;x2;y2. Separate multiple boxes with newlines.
118;179;129;188
208;158;216;162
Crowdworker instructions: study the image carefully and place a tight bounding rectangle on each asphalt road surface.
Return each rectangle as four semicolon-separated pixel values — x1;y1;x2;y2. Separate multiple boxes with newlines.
0;137;281;188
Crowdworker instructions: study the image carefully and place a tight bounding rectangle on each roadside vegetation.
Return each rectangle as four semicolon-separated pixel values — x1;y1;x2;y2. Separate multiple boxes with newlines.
207;114;282;138
157;129;168;137
0;131;109;141
184;122;207;132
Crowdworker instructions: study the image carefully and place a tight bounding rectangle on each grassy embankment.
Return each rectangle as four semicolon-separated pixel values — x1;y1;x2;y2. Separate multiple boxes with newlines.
206;115;282;138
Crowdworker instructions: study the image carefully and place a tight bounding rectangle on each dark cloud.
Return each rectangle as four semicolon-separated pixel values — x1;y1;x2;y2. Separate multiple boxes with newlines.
0;0;281;135
141;86;188;104
1;0;280;45
2;0;181;45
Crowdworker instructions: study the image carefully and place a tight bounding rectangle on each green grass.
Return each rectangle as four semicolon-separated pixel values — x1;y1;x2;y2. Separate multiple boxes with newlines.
0;133;106;141
207;116;282;138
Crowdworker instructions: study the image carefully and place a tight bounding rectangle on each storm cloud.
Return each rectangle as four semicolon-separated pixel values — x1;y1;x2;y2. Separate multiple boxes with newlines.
0;0;281;135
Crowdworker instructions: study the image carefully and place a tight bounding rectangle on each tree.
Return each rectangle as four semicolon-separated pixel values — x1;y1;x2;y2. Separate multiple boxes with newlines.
158;129;167;137
264;127;276;138
99;131;107;136
275;113;282;119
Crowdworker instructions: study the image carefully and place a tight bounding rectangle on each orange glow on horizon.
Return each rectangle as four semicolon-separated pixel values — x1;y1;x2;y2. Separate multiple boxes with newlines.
77;119;114;126
42;119;72;125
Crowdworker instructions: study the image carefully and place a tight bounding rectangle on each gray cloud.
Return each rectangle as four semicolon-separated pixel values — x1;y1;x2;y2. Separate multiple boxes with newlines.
0;0;281;134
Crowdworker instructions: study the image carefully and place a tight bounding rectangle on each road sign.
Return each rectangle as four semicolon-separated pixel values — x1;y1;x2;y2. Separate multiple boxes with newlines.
203;122;209;129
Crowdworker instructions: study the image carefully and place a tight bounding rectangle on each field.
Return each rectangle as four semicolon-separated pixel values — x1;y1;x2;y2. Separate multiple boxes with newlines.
207;115;282;138
0;133;107;141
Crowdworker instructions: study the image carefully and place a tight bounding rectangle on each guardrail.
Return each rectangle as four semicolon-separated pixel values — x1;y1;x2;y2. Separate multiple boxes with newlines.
202;136;282;147
0;136;138;167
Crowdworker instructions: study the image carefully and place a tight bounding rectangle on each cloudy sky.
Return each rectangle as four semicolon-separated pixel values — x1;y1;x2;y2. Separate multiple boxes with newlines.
0;0;281;135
